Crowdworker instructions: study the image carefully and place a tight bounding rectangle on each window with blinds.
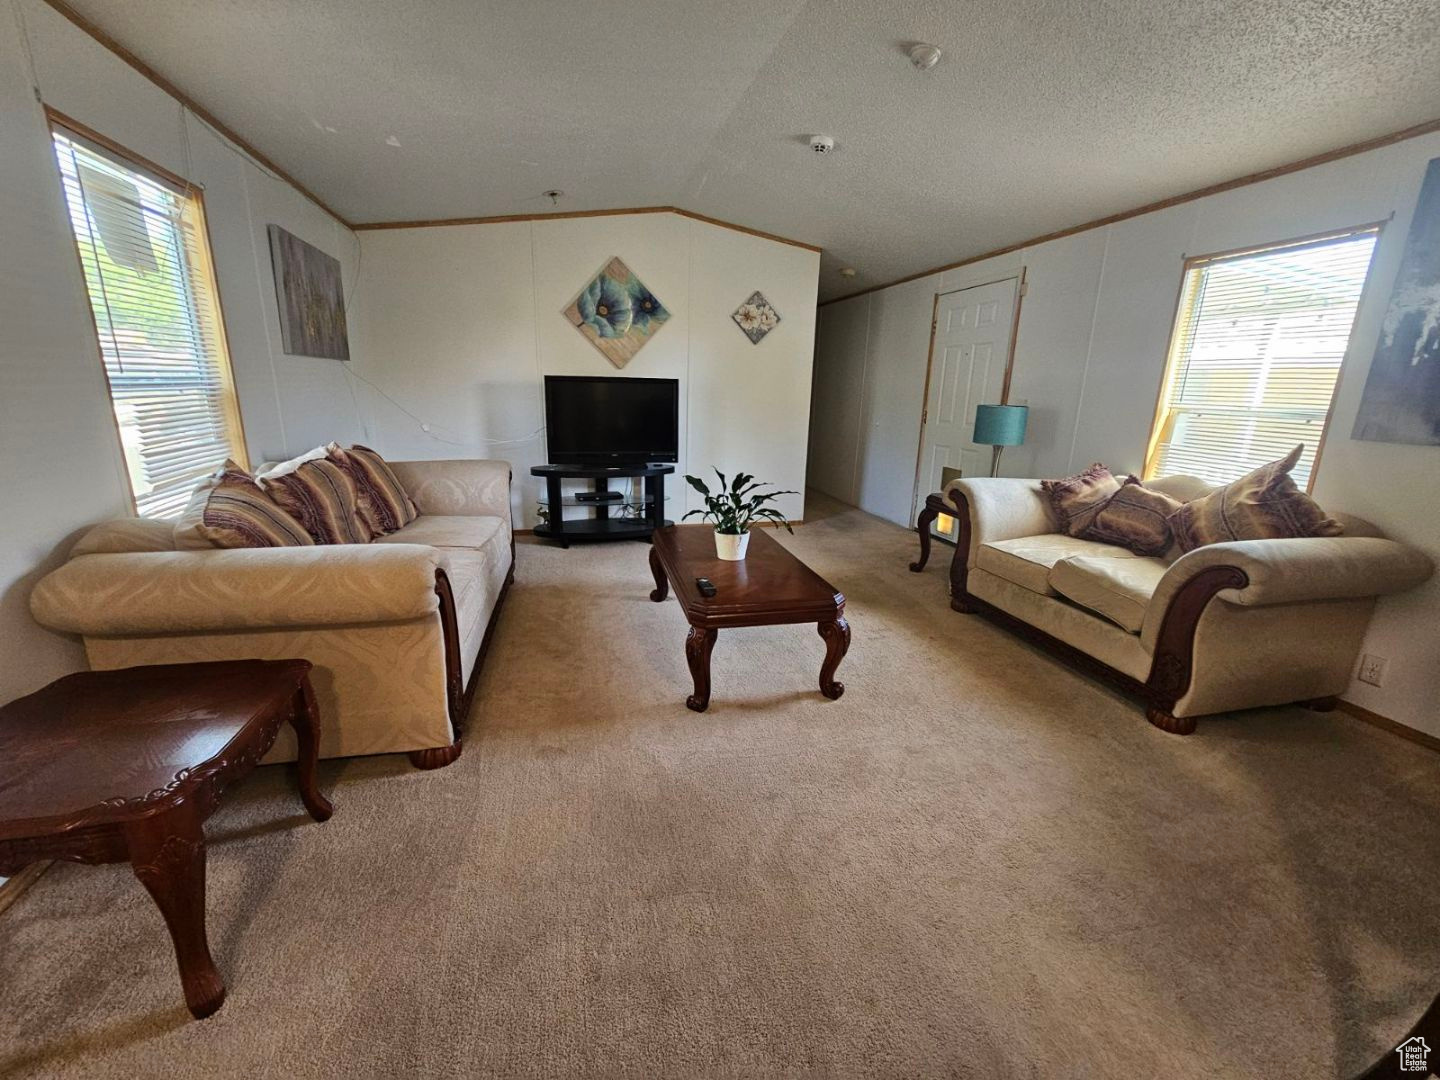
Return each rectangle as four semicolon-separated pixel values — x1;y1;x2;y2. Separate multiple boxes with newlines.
51;120;246;518
1145;227;1379;491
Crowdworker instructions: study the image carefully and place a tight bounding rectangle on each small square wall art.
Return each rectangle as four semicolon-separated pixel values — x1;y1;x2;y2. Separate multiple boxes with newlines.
562;256;670;368
732;291;781;344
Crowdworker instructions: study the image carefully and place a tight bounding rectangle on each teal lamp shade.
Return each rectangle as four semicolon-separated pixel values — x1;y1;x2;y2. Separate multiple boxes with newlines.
973;404;1028;446
973;404;1028;477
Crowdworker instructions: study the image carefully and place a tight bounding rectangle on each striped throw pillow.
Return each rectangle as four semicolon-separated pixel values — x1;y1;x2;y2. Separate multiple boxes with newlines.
174;460;315;549
332;443;418;535
259;447;373;545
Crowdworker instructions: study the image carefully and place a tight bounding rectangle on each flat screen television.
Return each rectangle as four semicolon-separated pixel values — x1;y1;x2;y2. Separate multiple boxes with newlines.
544;375;679;465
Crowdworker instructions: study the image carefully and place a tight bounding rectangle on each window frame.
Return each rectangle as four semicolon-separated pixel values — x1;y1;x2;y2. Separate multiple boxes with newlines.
47;107;248;516
1143;221;1385;493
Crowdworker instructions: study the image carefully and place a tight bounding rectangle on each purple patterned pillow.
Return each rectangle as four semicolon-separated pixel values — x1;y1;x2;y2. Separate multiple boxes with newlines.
1040;463;1122;536
1081;476;1185;556
1168;444;1342;552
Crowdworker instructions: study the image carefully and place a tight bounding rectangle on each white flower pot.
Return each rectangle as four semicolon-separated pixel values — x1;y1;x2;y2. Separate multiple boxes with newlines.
714;530;750;561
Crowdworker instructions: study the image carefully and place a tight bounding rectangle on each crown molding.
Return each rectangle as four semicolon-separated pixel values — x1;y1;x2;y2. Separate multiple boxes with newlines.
821;115;1440;306
352;205;823;253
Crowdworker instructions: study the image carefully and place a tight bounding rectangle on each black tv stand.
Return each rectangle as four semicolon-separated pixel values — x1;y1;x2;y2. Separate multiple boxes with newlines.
531;463;675;547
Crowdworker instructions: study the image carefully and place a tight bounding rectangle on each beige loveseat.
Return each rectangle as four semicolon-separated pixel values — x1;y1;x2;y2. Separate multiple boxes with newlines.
30;459;513;768
913;475;1433;733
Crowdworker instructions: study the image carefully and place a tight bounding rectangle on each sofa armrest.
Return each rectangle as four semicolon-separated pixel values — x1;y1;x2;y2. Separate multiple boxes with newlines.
948;478;1055;567
388;459;512;519
1140;537;1434;649
31;544;452;636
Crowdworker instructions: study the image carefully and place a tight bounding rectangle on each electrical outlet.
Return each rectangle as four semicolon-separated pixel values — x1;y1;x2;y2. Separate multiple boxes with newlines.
1358;654;1388;687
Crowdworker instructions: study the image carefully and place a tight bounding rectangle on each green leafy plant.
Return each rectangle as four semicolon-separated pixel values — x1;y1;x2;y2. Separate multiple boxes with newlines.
683;470;796;535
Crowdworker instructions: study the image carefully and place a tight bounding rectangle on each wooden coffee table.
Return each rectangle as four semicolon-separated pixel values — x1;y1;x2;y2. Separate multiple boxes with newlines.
648;525;850;711
0;659;333;1019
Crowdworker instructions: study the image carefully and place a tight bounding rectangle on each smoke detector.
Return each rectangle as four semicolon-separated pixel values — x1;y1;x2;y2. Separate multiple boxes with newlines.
839;267;858;279
908;43;943;71
809;135;835;155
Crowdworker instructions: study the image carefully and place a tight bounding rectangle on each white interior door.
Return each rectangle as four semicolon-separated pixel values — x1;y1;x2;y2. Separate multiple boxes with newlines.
913;278;1018;524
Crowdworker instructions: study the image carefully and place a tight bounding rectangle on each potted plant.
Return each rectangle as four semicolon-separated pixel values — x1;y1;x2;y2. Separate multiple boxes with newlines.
683;469;796;560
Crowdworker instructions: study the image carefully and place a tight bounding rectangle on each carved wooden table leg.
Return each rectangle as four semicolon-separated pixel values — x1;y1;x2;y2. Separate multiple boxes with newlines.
817;616;850;700
910;501;939;572
685;626;718;712
649;545;669;602
290;678;334;822
125;801;225;1019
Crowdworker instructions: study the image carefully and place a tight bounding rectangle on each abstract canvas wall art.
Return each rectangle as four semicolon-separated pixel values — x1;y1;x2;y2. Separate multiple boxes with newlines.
732;291;781;344
267;225;349;361
1352;157;1440;445
562;256;669;368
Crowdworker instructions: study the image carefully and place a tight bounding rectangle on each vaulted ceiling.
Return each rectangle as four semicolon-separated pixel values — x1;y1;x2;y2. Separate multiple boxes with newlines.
59;0;1440;300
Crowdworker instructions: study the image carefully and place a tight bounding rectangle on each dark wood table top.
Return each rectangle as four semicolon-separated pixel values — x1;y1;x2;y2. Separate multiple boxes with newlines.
650;525;844;628
0;659;313;838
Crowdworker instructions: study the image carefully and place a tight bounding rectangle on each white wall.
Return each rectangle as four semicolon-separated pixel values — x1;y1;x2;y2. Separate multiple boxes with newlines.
0;12;130;697
352;213;820;526
0;2;365;704
811;132;1440;736
19;0;365;465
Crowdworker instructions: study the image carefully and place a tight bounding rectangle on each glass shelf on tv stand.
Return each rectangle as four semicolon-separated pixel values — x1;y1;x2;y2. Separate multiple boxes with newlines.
536;494;670;508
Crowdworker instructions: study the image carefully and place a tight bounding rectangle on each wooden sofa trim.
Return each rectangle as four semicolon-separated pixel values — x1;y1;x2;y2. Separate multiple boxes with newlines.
930;487;1253;735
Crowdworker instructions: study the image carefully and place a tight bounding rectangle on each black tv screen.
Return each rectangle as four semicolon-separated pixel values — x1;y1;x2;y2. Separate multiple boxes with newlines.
544;375;679;465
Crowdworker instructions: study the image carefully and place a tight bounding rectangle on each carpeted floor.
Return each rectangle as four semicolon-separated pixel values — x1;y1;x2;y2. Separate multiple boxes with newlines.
3;493;1438;1078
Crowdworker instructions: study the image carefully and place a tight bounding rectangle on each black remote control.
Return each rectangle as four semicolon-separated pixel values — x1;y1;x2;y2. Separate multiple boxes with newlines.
695;577;717;597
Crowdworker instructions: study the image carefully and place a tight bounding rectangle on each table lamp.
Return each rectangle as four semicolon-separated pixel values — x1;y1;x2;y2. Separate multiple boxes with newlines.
973;404;1028;477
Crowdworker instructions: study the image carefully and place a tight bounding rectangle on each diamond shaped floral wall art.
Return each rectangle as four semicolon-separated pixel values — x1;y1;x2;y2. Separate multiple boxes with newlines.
562;256;670;368
732;291;781;344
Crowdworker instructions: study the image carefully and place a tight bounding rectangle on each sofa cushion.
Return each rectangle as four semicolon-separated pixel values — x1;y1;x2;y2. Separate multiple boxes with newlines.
976;535;1140;596
258;447;373;545
1145;474;1215;503
1048;555;1169;633
1169;444;1342;552
377;515;503;552
1041;463;1122;537
71;517;178;556
376;515;509;684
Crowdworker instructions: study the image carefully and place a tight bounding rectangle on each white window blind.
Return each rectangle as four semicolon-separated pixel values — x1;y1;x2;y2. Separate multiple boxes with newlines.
52;123;246;518
1146;228;1379;490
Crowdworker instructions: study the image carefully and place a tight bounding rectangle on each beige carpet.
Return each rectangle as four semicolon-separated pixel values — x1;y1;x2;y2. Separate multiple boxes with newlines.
3;493;1438;1078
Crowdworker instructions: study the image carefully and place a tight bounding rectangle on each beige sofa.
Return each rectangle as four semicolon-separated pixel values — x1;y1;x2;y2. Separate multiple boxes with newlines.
913;475;1433;733
30;459;513;768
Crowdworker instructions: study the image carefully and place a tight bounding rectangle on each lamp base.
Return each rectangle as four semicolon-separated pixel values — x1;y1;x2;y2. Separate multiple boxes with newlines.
989;445;1004;477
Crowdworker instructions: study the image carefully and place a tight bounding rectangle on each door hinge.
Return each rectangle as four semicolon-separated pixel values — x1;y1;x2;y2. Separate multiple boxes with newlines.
921;408;928;424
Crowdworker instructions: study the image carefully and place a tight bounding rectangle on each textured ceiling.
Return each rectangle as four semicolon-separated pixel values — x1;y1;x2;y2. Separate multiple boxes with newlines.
59;0;1440;300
